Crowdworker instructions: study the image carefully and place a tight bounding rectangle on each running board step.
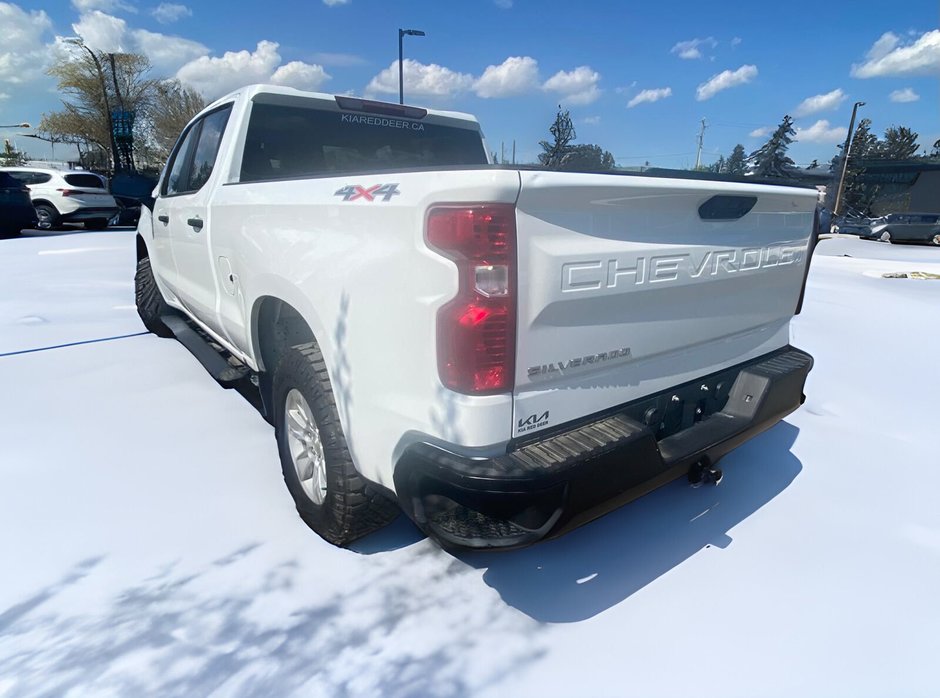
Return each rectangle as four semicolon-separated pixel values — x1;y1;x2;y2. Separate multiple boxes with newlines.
161;314;251;387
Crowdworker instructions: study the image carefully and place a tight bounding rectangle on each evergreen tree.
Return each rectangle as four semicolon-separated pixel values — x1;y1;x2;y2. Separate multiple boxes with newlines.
726;144;746;175
931;138;940;158
747;115;796;177
560;144;616;171
0;140;28;166
876;126;919;160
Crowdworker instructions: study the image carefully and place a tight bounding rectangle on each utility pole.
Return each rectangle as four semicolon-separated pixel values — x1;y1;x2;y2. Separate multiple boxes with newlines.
833;101;866;218
694;118;707;170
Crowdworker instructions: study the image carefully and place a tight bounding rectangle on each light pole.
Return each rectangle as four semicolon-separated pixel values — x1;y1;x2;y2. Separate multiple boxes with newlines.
398;28;425;105
0;122;30;128
833;100;865;218
63;37;119;173
19;133;65;160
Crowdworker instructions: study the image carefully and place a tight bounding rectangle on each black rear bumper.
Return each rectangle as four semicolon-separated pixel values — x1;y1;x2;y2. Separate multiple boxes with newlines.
394;346;813;550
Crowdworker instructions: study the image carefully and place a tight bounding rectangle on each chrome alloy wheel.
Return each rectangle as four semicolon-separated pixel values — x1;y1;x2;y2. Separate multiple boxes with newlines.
35;207;53;229
285;388;328;505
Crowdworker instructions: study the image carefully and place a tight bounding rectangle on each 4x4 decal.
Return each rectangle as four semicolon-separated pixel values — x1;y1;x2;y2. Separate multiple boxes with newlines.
334;183;401;202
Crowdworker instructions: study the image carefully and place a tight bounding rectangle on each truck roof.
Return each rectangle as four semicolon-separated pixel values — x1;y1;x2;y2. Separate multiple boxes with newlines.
203;83;482;129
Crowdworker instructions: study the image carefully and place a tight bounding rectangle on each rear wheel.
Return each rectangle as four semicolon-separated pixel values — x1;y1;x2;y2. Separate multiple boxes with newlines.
273;342;398;546
134;256;173;338
34;204;59;230
932;233;940;246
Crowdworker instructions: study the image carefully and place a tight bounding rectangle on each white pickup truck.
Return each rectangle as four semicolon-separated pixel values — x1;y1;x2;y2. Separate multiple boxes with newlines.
136;84;816;549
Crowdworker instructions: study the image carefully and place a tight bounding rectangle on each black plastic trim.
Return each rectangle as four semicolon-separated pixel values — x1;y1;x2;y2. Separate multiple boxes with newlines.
394;346;813;549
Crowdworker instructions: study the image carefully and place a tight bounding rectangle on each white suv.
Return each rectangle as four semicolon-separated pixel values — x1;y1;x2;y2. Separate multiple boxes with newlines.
0;167;119;230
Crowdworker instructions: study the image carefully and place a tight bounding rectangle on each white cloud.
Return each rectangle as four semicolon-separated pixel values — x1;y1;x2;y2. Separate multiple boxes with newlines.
627;86;672;108
671;37;717;60
795;119;847;144
322;0;349;5
72;11;131;52
0;91;9;101
543;66;601;105
731;37;742;47
695;64;758;101
366;59;473;99
271;61;330;91
889;87;920;103
0;4;53;84
152;3;191;23
177;41;329;98
474;56;539;98
71;11;207;74
581;116;600;125
749;126;772;138
851;30;940;77
793;88;846;117
134;29;206;73
72;0;136;12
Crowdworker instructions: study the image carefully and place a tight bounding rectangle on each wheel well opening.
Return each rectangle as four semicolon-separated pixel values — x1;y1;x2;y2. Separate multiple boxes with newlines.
255;297;315;376
136;234;148;262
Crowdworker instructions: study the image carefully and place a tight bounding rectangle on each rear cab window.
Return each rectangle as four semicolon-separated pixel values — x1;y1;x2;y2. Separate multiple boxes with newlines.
240;97;488;182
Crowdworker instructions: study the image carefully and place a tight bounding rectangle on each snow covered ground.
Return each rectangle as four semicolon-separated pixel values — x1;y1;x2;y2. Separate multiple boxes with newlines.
1;230;939;697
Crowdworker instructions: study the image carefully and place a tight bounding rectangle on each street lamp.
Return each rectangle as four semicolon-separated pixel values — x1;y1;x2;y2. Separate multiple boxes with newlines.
833;100;865;218
63;36;119;173
398;28;425;105
19;133;65;160
0;122;30;128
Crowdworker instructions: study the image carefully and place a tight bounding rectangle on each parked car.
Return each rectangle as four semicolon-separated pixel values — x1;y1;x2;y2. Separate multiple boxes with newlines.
0;171;37;237
110;171;159;226
831;216;874;237
869;213;940;246
0;167;119;230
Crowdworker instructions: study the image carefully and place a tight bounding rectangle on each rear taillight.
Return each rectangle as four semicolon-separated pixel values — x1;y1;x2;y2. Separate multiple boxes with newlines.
427;204;516;394
56;188;78;197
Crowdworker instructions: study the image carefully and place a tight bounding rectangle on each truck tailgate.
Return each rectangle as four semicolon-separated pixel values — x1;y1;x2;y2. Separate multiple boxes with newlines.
512;170;817;438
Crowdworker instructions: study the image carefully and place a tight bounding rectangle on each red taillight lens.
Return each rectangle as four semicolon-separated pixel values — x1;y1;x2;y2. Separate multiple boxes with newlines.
427;204;516;394
56;188;78;197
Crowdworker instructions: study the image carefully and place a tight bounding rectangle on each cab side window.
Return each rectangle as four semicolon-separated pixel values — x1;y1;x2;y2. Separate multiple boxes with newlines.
162;104;232;196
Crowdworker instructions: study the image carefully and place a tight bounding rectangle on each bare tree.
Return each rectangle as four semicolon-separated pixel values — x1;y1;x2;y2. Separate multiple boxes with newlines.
40;49;156;172
150;79;205;159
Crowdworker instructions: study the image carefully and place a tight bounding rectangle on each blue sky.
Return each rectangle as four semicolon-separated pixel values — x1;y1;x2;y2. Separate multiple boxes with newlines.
1;0;937;168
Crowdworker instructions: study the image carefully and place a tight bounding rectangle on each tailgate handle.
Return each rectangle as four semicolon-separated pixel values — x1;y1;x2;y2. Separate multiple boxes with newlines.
698;195;757;221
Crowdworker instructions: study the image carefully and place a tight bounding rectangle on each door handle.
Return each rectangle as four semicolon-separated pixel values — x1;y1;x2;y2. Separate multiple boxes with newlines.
157;214;169;225
187;217;204;231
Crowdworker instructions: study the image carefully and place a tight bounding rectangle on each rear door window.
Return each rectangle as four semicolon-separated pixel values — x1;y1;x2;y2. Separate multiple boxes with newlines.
240;102;487;182
162;104;232;196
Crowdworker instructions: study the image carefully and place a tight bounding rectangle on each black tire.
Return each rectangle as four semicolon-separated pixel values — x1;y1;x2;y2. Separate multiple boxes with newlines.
34;204;59;230
134;256;174;338
273;342;398;546
85;218;110;230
